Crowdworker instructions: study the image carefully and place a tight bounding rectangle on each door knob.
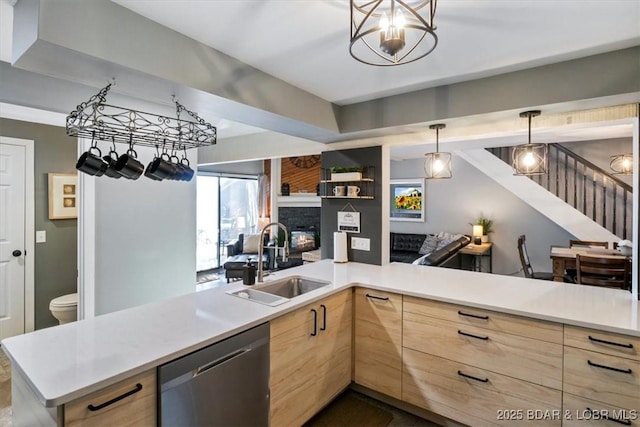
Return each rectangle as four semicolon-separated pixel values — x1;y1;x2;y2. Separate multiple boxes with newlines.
12;250;22;257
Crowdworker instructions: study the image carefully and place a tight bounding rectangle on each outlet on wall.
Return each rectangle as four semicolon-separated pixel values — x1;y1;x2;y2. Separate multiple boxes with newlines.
351;237;370;251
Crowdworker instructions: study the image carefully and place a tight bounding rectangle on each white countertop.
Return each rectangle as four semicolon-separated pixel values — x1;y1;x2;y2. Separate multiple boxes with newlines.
2;260;639;407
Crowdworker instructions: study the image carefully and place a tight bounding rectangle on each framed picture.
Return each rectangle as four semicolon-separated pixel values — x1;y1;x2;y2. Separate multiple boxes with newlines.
390;179;425;222
48;173;78;220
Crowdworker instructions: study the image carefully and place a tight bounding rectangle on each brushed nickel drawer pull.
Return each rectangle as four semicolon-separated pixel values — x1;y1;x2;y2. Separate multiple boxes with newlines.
87;383;143;411
457;370;489;383
585;407;632;425
457;310;489;320
588;335;634;349
587;359;633;374
458;330;489;341
365;294;389;301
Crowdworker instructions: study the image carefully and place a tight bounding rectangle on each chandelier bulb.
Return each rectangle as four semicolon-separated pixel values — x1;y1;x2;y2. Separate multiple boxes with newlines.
395;9;405;28
379;12;390;30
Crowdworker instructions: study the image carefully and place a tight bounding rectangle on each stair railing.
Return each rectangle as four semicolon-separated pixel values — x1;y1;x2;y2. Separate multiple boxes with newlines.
488;144;632;239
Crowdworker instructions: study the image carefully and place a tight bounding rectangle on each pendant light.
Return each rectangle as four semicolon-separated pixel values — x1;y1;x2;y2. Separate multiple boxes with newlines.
424;123;451;179
349;0;438;67
610;154;633;175
512;110;547;176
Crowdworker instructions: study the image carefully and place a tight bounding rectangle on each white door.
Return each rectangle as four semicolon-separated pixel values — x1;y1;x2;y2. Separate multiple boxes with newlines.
0;142;26;340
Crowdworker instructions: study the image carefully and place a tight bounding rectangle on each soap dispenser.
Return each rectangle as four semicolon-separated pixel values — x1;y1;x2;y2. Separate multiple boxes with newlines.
243;259;256;285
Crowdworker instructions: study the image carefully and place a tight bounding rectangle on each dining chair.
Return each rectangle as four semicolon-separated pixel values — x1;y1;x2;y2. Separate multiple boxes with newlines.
569;240;609;248
575;254;630;290
517;235;558;281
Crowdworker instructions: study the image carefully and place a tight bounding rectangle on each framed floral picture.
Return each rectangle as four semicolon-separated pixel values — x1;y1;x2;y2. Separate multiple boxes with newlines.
48;173;78;220
390;179;425;222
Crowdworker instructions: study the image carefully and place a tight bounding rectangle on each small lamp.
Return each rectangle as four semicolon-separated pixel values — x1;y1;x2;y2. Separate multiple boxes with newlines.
472;225;483;245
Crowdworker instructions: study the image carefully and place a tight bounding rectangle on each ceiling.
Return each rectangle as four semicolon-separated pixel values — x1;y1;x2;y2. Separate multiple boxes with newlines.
1;0;638;157
111;0;640;106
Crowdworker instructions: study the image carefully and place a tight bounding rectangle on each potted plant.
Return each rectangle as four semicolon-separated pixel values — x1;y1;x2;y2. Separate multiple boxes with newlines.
474;217;494;243
330;166;364;181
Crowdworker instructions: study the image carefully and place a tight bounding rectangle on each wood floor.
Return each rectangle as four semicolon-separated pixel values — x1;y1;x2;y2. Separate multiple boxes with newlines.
0;346;12;427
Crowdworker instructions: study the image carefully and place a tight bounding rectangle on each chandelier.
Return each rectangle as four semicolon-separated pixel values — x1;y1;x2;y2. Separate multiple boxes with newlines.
424;123;451;179
512;110;547;176
349;0;438;66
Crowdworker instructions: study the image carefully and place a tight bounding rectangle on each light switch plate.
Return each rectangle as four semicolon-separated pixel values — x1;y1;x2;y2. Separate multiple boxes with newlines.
36;230;46;243
351;237;370;251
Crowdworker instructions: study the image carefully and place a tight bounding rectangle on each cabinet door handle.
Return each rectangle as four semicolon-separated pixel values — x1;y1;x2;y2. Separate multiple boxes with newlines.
365;293;389;301
588;335;634;349
587;359;633;374
87;383;143;411
457;370;489;383
310;309;317;336
585;408;632;426
457;310;489;320
458;330;489;341
320;304;327;331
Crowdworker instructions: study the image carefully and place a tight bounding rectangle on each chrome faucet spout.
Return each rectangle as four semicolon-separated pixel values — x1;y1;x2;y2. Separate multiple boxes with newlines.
258;222;289;282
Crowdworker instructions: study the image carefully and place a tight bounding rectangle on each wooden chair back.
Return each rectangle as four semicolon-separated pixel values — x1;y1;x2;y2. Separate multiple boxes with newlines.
569;240;609;249
517;235;534;278
575;254;630;290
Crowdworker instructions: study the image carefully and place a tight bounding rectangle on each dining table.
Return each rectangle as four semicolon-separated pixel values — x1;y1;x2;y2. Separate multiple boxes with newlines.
550;246;629;282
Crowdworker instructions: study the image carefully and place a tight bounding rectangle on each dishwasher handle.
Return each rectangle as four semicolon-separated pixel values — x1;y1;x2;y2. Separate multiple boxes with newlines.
194;348;251;377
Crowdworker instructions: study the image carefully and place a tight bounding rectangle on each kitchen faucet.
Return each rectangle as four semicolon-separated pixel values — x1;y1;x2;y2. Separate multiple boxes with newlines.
258;222;289;282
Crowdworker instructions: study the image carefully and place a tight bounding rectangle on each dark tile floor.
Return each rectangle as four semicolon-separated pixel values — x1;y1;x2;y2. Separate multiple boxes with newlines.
346;390;441;427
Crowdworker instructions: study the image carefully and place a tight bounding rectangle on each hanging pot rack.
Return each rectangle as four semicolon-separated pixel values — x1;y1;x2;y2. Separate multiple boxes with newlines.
65;82;217;149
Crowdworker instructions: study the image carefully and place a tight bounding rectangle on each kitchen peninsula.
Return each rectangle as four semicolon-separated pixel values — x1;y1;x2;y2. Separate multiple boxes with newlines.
3;260;639;426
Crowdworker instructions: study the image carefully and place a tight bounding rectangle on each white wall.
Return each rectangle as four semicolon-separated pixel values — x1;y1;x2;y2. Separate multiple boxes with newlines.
390;156;574;276
80;144;197;316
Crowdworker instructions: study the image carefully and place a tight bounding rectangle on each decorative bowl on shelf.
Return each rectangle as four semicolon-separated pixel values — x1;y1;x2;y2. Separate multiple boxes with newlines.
618;239;632;256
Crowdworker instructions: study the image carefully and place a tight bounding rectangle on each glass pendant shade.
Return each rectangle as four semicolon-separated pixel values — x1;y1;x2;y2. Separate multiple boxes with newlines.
610;154;633;175
424;123;452;179
512;110;547;176
350;0;438;66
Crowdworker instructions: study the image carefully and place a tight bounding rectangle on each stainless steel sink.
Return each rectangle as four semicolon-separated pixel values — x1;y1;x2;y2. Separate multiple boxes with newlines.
254;276;330;298
226;276;330;306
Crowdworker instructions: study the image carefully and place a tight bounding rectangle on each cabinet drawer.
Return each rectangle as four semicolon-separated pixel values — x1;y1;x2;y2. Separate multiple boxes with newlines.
64;370;156;427
564;346;640;410
403;312;562;389
403;296;562;344
565;325;640;361
402;348;561;426
563;392;639;426
354;288;402;399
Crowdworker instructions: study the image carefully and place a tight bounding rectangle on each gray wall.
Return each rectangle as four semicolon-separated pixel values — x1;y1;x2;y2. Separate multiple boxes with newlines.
321;146;383;265
0;118;77;329
391;156;574;276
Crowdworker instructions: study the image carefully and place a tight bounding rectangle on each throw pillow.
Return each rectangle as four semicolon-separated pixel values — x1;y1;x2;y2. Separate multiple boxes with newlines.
418;235;440;255
243;234;261;254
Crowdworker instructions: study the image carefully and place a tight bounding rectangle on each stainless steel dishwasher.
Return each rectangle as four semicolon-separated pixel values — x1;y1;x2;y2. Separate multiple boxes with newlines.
159;322;270;426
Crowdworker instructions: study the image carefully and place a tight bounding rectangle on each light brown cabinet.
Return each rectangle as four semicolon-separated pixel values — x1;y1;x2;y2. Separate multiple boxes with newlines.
354;288;403;400
563;325;640;425
401;296;563;425
269;289;352;427
63;369;156;427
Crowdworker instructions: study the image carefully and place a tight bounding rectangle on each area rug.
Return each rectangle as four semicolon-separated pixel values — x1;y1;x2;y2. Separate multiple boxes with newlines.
304;392;393;427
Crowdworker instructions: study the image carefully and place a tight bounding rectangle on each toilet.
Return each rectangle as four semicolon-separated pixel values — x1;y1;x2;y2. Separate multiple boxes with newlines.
49;293;78;325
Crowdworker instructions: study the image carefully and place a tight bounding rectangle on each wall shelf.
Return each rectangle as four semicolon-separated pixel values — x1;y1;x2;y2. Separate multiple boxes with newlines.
320;166;375;199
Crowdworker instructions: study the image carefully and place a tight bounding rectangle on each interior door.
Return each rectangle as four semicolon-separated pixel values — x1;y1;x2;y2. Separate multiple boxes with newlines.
0;141;26;340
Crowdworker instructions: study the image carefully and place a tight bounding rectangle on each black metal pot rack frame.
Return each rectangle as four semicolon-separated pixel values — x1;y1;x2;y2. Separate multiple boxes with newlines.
66;82;217;150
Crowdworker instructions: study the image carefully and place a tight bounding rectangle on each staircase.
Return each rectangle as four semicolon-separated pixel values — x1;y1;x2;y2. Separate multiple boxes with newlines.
456;144;632;241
